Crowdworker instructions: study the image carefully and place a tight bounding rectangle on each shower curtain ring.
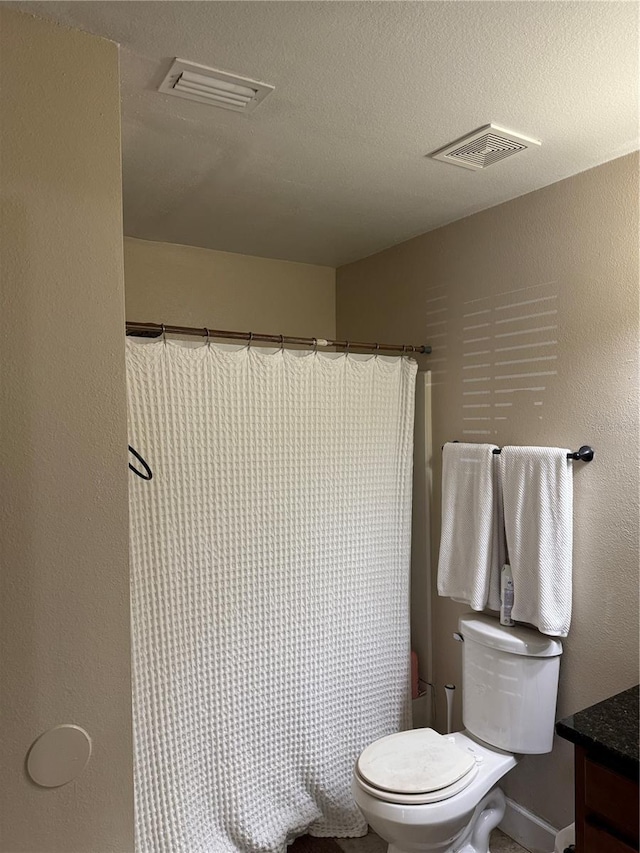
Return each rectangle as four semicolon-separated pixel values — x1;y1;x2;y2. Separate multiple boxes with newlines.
313;338;318;354
204;327;210;347
161;324;166;343
375;342;380;357
247;332;253;350
345;341;350;357
279;335;285;353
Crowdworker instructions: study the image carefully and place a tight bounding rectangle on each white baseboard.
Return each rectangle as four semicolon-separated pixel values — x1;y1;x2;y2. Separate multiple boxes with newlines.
499;796;558;853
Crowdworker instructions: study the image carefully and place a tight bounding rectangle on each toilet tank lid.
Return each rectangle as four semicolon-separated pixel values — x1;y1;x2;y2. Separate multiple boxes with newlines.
459;613;563;657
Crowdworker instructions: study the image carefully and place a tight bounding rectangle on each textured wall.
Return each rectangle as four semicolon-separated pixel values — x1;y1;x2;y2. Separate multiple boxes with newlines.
0;9;134;851
124;237;336;340
336;153;639;829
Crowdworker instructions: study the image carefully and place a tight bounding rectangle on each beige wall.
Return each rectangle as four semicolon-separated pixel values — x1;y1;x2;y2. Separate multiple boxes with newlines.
125;237;336;339
336;153;640;829
0;9;134;852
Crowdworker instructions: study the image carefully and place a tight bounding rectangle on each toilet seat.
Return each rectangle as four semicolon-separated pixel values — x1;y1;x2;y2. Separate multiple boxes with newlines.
354;762;479;805
355;728;479;805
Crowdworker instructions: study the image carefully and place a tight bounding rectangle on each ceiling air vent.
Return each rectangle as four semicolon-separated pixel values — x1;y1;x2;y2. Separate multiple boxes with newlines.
158;58;274;114
429;124;541;171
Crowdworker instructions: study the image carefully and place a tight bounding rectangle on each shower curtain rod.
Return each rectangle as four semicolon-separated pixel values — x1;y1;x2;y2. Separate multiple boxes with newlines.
126;321;432;355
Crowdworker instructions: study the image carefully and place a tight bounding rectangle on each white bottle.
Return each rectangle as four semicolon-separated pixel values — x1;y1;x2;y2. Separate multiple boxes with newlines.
500;563;515;626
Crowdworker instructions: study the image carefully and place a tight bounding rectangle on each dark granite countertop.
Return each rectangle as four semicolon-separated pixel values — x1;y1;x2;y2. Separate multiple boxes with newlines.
556;684;639;780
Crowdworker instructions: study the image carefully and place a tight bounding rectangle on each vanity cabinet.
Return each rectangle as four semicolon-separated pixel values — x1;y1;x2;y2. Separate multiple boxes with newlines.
557;685;639;853
575;744;638;852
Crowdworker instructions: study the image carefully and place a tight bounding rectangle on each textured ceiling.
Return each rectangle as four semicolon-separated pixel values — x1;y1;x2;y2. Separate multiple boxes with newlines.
13;1;640;266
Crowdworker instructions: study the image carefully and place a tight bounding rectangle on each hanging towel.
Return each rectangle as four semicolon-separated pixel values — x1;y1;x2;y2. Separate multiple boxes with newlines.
437;443;502;610
488;451;506;612
500;446;573;637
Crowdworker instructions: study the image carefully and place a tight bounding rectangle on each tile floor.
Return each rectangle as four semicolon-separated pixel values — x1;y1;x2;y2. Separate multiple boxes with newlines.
333;828;526;853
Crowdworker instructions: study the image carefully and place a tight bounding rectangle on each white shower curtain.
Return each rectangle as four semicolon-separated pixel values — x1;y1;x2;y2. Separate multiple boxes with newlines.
126;338;417;853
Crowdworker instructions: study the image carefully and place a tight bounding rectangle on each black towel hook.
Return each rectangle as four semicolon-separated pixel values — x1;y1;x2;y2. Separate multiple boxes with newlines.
128;445;153;481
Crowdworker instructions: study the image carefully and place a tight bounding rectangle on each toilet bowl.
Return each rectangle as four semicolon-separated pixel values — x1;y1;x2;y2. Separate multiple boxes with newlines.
352;614;563;853
352;729;517;853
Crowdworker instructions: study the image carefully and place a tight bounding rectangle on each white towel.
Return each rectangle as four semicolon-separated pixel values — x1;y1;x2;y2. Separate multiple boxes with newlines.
437;443;502;610
488;452;506;612
500;446;573;637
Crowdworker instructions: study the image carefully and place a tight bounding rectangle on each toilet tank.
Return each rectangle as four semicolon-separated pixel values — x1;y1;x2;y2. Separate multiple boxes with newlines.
459;614;562;754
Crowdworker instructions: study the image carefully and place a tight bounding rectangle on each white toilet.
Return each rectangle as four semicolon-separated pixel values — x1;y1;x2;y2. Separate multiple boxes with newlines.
352;613;563;853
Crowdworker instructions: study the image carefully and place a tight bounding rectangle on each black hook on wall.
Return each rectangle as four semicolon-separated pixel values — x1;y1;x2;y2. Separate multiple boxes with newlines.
128;445;153;481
